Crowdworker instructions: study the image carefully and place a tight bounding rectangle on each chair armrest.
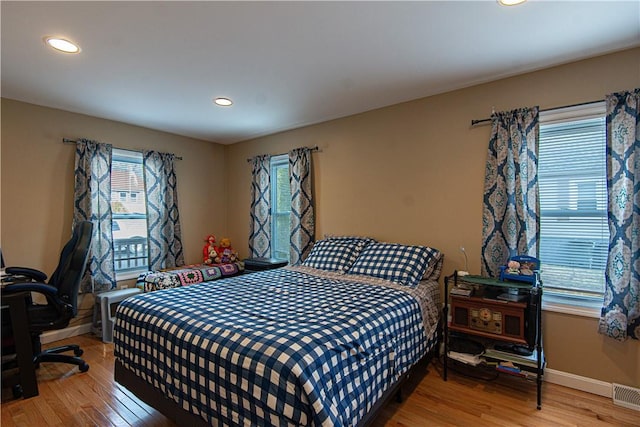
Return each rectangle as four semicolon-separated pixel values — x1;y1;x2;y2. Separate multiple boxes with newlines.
3;282;57;297
5;267;48;283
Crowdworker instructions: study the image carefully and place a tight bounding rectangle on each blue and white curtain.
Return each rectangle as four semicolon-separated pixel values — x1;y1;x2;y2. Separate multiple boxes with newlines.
482;107;540;277
73;139;116;292
143;151;184;270
249;155;272;258
599;88;640;341
289;147;315;265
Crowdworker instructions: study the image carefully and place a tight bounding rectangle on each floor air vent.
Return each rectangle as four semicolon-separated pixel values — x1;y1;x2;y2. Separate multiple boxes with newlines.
612;383;640;411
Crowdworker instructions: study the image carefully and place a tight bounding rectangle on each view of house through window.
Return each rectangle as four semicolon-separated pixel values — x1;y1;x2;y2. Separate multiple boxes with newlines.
538;102;608;306
111;149;149;274
270;155;291;261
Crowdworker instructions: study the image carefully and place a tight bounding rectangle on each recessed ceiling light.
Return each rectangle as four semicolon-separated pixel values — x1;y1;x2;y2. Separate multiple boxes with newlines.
498;0;527;5
45;37;80;53
214;97;233;107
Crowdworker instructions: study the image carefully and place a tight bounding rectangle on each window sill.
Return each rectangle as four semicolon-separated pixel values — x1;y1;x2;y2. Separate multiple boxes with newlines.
542;295;602;319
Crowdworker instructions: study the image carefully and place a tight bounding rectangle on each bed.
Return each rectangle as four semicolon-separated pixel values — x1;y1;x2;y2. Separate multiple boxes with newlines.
114;238;443;426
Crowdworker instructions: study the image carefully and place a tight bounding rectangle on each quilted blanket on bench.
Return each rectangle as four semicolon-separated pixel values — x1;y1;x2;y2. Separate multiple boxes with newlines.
135;262;244;292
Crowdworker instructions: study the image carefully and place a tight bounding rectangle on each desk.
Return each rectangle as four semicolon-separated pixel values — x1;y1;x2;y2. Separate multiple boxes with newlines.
1;290;39;398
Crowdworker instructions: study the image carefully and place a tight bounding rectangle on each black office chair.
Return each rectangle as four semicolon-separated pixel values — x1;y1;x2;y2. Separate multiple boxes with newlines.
3;221;93;373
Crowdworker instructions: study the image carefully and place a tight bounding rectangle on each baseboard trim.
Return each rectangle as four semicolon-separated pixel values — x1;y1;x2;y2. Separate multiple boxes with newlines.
41;323;93;345
41;324;613;399
545;368;612;398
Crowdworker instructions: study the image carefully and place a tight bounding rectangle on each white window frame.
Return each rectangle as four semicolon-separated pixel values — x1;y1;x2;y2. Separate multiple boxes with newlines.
112;149;149;281
538;102;607;318
270;155;291;261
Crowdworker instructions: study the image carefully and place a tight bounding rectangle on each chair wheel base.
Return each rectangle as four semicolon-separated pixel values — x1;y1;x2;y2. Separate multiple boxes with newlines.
79;363;89;373
12;384;23;399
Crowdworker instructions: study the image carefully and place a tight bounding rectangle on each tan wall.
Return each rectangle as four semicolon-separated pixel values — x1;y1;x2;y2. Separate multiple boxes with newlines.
2;48;638;386
1;98;227;325
225;48;640;386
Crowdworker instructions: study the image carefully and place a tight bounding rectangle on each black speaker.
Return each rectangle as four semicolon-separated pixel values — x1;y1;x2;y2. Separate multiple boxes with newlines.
454;306;469;327
504;315;522;337
525;291;539;350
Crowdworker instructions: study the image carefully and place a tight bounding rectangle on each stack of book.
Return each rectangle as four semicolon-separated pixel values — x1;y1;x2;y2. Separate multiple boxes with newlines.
484;346;537;366
491;362;538;379
450;286;473;296
483;343;543;379
447;351;482;366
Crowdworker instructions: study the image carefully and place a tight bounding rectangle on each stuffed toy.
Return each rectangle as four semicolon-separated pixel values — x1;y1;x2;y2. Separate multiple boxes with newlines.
215;237;238;264
208;245;218;264
507;260;521;275
202;234;217;264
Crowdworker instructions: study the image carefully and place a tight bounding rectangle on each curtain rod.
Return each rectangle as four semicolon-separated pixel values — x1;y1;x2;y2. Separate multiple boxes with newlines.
62;138;183;160
470;99;605;126
246;146;319;163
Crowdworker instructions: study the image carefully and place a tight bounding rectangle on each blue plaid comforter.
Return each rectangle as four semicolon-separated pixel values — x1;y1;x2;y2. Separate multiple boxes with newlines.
114;266;439;426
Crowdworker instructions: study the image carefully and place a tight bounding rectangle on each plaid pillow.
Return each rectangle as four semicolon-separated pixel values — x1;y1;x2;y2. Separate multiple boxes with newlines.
347;243;440;287
423;250;444;280
302;238;373;272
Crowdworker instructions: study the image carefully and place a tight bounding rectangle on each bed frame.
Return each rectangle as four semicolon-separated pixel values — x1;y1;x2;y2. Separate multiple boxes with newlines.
115;346;437;426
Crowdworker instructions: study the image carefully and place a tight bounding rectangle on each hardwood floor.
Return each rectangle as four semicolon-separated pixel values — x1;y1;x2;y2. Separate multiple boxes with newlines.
1;334;638;426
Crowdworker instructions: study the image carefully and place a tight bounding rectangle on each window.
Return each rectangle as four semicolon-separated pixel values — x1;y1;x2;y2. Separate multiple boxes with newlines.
270;155;291;261
111;149;148;276
538;102;608;313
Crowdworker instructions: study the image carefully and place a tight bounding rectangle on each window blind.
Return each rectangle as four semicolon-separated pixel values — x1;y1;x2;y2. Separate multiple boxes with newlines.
270;155;291;261
111;149;149;273
538;116;608;298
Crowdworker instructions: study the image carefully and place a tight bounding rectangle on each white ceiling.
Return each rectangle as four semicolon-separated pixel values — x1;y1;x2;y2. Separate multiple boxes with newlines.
2;1;639;144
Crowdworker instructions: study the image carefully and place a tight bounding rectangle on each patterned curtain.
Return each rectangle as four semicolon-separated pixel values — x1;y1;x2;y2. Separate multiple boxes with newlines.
481;107;540;277
289;147;315;265
598;88;640;341
249;155;271;258
143;150;184;270
73;139;116;292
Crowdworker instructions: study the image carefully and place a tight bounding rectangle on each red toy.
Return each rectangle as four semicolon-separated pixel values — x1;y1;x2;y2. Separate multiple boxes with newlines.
203;234;216;264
